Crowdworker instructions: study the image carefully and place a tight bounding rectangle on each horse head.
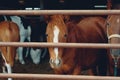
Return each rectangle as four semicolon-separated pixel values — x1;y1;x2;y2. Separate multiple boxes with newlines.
45;15;68;68
106;14;120;76
106;1;120;58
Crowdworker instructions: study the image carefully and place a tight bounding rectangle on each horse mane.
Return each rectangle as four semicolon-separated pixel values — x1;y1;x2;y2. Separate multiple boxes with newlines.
67;17;107;43
20;16;30;29
66;22;81;43
67;16;84;23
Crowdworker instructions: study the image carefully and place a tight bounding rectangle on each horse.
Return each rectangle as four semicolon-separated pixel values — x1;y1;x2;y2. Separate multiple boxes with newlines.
0;15;31;64
29;18;48;64
0;21;20;80
106;15;120;76
105;1;120;76
10;16;31;64
45;15;109;75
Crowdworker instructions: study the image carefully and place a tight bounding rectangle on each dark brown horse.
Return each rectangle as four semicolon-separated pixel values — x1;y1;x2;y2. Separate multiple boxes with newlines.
106;1;120;76
45;15;109;75
0;21;20;80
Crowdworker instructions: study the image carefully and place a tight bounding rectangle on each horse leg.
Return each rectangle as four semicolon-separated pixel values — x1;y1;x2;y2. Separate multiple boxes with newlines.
1;54;6;73
17;36;25;64
30;48;42;64
2;66;6;73
2;65;12;80
25;47;29;58
26;35;31;58
41;48;47;58
25;26;31;58
17;47;25;64
1;48;12;80
5;63;12;80
2;63;12;80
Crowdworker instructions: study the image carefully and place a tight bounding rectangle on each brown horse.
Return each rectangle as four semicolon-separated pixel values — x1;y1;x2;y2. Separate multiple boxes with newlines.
0;21;20;80
106;2;120;76
45;15;109;75
106;15;120;76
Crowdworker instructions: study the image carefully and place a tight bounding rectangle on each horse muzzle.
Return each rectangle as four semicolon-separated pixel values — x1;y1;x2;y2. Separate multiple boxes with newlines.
49;58;62;68
110;49;120;56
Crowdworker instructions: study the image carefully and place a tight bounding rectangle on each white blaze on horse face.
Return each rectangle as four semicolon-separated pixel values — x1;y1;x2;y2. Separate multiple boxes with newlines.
53;26;59;43
53;26;60;64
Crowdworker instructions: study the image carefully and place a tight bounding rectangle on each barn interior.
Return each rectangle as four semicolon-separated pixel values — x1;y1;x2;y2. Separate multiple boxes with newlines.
0;0;120;80
0;0;120;10
0;0;108;10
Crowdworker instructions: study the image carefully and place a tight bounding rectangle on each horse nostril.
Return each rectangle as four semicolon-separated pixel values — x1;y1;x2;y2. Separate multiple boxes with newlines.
55;58;60;65
49;58;62;68
110;49;120;56
49;59;54;64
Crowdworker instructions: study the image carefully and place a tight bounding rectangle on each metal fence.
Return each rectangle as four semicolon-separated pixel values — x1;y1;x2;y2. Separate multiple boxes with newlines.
0;10;120;80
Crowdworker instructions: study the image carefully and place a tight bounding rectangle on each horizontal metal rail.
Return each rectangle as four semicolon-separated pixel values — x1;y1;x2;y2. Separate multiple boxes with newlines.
0;42;119;49
0;10;120;15
0;73;120;80
1;10;120;80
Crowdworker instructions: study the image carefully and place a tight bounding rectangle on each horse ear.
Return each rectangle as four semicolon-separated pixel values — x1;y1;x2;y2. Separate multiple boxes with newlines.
63;15;70;22
107;0;112;9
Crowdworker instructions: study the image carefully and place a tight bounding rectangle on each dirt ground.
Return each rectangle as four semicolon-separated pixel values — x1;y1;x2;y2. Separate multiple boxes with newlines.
0;50;89;80
1;52;54;80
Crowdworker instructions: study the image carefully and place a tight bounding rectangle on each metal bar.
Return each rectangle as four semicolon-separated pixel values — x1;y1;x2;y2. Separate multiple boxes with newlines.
1;9;120;80
0;10;120;15
0;73;120;80
0;42;120;49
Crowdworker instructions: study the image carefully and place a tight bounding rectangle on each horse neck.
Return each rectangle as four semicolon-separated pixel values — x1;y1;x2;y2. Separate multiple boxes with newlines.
62;26;78;61
66;22;80;43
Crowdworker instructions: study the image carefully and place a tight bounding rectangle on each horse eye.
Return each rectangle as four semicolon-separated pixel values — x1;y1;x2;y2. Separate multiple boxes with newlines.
45;34;48;37
106;22;110;27
64;34;67;37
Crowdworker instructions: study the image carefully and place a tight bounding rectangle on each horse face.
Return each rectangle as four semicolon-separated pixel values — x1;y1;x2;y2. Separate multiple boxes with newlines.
46;15;68;68
106;15;120;56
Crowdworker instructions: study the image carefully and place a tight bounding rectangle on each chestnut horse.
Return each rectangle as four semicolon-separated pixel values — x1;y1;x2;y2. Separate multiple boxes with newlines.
106;2;120;76
45;15;109;75
0;21;20;80
106;15;120;76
